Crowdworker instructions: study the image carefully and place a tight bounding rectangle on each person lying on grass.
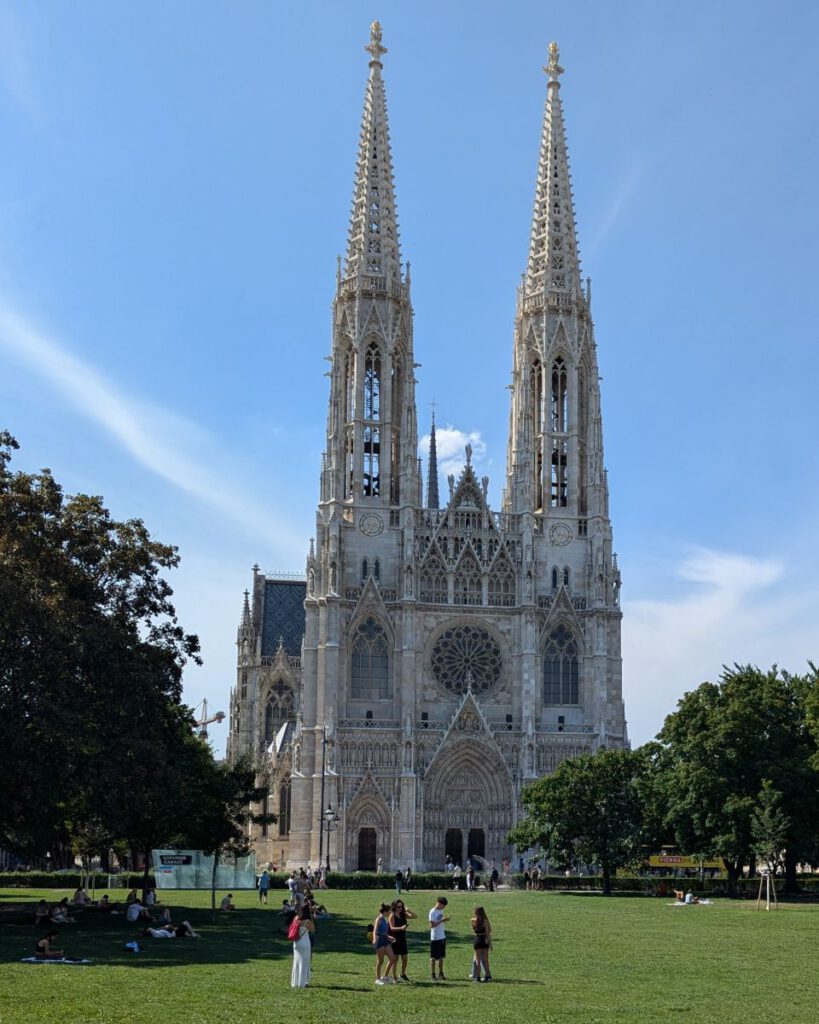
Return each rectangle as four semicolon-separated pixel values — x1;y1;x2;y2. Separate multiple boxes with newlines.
142;920;200;938
35;932;65;959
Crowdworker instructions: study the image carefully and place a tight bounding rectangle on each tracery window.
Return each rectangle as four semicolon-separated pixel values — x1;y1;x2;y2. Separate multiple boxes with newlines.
550;358;568;433
419;558;448;604
363;344;381;497
453;555;482;606
488;564;516;607
351;617;390;699
543;625;579;705
430;624;503;696
551;439;568;508
264;680;295;743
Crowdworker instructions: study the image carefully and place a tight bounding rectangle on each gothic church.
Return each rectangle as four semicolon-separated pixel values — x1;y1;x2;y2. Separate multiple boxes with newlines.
227;25;628;871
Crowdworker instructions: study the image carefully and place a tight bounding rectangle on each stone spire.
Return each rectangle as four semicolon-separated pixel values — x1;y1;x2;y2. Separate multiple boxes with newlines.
345;21;402;282
426;412;440;509
526;42;581;299
238;589;252;637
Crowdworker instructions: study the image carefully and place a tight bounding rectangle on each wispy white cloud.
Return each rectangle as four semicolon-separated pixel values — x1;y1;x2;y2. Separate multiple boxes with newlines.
622;546;817;745
0;298;302;552
419;424;487;481
0;6;41;121
585;160;649;258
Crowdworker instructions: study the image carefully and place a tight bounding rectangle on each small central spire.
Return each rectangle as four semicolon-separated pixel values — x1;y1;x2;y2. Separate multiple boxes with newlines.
365;20;387;64
427;410;440;509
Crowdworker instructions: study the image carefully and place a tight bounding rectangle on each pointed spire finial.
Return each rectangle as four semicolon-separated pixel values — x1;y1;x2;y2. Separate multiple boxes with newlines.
545;41;564;84
365;21;387;64
427;407;440;509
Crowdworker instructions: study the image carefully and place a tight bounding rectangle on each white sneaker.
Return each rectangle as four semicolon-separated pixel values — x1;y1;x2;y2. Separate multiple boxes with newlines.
375;978;387;985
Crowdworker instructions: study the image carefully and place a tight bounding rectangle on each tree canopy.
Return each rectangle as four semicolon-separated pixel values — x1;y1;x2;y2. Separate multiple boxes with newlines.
0;432;267;874
508;748;648;894
653;665;819;892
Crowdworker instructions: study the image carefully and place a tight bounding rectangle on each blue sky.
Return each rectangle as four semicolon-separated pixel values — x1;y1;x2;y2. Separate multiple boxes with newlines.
2;0;818;754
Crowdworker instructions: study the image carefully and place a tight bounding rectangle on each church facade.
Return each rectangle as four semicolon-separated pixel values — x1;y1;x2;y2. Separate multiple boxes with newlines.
227;26;628;871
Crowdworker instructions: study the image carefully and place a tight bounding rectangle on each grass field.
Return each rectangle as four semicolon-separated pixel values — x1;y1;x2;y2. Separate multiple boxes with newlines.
1;886;817;1024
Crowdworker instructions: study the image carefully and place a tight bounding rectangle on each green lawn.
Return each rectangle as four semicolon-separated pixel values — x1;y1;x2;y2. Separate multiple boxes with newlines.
1;887;817;1024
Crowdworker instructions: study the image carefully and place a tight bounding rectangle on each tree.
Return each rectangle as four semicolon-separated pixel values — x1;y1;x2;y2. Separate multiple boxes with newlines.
655;665;819;894
508;748;647;895
182;756;275;910
0;431;201;859
750;781;790;874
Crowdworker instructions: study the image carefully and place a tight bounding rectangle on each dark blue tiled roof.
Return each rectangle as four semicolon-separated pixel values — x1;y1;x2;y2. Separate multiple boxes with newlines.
261;579;306;657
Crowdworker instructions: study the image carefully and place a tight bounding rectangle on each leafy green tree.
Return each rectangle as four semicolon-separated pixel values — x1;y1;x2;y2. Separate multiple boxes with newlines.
0;431;201;860
182;755;275;910
655;665;819;894
508;748;647;895
750;781;790;873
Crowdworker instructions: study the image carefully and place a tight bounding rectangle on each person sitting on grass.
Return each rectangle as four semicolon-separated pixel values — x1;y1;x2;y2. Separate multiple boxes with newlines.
33;900;50;926
673;889;685;903
219;893;236;912
50;899;76;925
125;899;154;923
35;932;65;960
72;887;91;905
126;889;138;904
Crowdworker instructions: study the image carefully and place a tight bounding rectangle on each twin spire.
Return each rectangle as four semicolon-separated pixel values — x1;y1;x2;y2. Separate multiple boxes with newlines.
525;41;582;298
345;21;402;282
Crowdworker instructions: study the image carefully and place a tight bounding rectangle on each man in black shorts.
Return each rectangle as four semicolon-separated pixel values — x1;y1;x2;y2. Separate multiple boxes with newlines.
428;896;450;980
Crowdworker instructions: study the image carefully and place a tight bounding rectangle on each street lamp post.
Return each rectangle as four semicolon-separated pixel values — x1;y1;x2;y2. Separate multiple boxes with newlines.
324;804;340;873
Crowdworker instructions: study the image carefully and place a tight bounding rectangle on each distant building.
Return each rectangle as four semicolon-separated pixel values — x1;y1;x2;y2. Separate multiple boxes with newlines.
227;26;628;870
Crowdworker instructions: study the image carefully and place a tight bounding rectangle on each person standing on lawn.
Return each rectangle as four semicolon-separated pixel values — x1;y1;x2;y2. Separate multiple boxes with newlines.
258;869;270;905
373;902;397;985
428;896;450;980
388;898;418;981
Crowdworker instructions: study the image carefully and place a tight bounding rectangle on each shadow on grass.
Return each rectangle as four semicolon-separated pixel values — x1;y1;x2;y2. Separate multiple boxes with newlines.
0;898;386;970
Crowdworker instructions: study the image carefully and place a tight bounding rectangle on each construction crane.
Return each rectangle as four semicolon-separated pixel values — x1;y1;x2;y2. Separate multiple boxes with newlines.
194;698;226;740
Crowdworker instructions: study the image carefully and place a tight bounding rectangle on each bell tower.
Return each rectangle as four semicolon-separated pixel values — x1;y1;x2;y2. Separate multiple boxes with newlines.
504;43;607;524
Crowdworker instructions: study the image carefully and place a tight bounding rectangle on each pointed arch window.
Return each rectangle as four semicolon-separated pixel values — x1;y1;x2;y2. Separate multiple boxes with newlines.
351;617;391;700
488;562;516;607
532;359;544;510
543;625;579;705
420;557;448;604
363;345;381;497
390;355;403;504
264;681;295;744
343;347;355;500
551;358;568;433
278;779;292;837
454;555;482;606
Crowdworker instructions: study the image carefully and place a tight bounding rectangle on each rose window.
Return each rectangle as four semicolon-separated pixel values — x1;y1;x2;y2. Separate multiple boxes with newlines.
430;625;503;696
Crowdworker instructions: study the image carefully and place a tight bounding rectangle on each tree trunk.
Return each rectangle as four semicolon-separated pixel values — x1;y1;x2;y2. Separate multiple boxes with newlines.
211;850;220;912
141;848;151;901
724;858;739;897
601;862;612;896
783;848;800;895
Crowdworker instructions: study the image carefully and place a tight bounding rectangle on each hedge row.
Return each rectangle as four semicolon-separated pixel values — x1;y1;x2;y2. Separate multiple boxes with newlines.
2;869;816;896
508;874;819;897
0;872;153;889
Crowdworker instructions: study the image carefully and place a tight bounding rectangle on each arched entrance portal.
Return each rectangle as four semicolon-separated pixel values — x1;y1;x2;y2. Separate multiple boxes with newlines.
423;740;513;870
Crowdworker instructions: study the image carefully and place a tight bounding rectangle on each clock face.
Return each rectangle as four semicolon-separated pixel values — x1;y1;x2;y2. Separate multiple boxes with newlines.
359;513;384;537
549;523;573;546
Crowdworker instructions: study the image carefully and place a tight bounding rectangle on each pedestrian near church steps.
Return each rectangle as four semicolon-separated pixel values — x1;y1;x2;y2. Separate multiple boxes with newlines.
428;896;450;980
